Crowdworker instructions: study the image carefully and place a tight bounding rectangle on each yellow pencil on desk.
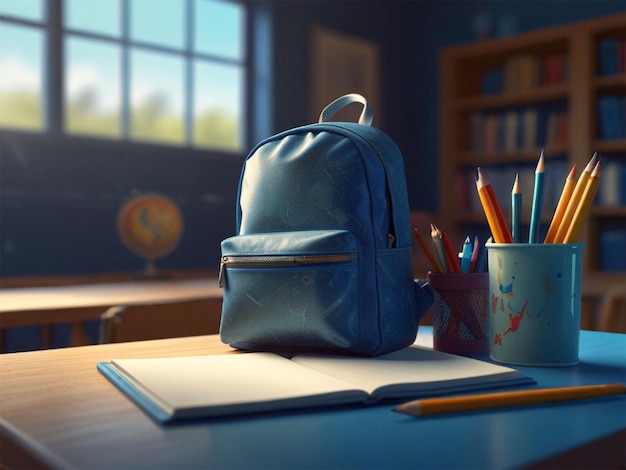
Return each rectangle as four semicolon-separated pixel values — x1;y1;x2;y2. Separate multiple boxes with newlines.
393;383;626;417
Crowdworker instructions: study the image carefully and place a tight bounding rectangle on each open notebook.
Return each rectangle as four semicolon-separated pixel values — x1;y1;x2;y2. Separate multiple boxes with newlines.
98;345;531;422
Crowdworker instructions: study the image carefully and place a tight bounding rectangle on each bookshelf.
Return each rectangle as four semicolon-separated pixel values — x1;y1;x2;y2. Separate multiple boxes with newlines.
438;13;625;305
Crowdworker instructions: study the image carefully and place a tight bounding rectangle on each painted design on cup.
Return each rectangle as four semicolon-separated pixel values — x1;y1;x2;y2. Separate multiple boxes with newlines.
491;253;563;348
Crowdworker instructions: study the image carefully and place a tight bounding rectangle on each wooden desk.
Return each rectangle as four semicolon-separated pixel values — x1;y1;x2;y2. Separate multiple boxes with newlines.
1;328;624;469
0;278;222;350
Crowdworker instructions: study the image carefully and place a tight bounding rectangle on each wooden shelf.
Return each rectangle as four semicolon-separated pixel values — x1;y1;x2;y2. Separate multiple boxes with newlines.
454;83;569;111
438;12;625;281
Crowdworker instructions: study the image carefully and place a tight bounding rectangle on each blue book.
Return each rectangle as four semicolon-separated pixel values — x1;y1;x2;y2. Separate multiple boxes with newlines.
622;161;626;205
598;38;619;76
597;95;626;140
600;222;626;271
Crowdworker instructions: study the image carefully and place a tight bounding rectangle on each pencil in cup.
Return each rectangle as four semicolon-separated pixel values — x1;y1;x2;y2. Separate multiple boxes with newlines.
476;168;513;244
552;154;597;243
528;151;545;244
544;164;577;244
563;161;601;243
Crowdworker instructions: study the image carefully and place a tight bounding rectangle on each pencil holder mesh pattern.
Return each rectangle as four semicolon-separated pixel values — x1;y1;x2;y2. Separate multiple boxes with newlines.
428;272;489;356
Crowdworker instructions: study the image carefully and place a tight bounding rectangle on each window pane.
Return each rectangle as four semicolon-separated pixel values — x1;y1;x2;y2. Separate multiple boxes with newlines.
0;23;44;130
64;0;120;37
130;49;184;144
65;37;121;137
193;61;242;150
131;0;183;49
195;0;244;60
0;0;44;21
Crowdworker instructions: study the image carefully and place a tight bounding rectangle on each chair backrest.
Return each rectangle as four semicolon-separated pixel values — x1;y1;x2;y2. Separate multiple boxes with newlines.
597;287;626;333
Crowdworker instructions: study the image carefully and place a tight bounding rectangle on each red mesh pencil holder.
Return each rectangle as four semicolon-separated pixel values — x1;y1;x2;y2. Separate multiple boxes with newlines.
427;272;489;355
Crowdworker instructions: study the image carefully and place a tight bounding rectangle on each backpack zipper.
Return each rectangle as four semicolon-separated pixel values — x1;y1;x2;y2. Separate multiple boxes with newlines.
219;252;357;287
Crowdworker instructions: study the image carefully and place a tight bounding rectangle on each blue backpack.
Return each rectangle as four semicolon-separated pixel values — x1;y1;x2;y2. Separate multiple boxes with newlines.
219;94;432;356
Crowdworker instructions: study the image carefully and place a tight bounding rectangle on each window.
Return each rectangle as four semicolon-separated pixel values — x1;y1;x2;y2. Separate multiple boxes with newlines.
0;0;247;152
0;0;46;131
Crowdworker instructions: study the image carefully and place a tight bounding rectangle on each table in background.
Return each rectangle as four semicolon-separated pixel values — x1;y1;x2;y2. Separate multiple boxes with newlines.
1;327;624;469
0;278;222;351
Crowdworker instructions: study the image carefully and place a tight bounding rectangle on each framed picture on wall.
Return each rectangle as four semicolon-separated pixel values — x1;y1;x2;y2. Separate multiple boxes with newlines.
310;25;381;125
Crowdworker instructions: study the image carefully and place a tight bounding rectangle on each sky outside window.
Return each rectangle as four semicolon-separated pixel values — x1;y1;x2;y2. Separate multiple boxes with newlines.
65;0;120;37
0;23;44;130
65;38;122;137
194;60;242;149
131;0;184;48
195;0;244;60
130;48;185;144
0;0;44;21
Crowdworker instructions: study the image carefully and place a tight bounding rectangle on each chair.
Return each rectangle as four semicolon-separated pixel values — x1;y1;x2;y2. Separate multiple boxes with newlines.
597;287;626;333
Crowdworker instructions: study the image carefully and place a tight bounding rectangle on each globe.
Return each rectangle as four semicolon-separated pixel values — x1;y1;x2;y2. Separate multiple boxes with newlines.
117;193;183;265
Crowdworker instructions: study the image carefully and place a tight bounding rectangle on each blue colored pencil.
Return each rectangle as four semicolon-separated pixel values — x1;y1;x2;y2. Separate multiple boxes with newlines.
528;151;545;244
460;236;473;273
512;173;522;243
476;238;490;273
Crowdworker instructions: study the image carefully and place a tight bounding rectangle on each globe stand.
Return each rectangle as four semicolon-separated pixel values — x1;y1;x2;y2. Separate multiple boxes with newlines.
133;259;171;280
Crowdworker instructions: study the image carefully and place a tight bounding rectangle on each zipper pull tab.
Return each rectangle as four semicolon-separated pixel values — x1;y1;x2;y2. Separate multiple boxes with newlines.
218;257;227;288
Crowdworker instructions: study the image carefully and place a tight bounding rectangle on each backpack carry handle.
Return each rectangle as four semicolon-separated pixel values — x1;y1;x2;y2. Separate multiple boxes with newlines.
318;93;374;126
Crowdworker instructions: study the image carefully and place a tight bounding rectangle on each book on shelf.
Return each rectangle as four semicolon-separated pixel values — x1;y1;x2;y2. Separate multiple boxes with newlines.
600;219;626;271
97;346;531;422
504;110;519;151
598;37;626;76
522;108;538;150
481;53;567;96
597;95;626;140
542;53;567;85
516;54;539;90
598;158;626;206
467;107;567;153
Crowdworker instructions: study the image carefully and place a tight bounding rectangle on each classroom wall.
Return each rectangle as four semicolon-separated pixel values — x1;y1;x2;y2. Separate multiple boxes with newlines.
269;0;624;213
1;1;623;280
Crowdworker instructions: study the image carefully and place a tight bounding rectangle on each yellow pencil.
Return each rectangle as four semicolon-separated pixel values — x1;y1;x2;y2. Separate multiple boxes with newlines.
553;153;596;243
544;164;577;243
393;383;626;417
430;223;448;273
563;161;601;243
476;168;513;244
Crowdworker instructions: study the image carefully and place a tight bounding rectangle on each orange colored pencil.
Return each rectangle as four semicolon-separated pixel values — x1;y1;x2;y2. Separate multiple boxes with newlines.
544;164;577;243
476;168;513;243
553;154;596;243
563;161;601;243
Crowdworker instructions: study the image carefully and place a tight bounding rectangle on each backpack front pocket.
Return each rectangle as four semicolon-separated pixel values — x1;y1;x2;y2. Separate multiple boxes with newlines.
219;230;361;350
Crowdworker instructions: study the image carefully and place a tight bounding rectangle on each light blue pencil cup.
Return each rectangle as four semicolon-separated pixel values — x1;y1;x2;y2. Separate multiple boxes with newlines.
486;243;585;367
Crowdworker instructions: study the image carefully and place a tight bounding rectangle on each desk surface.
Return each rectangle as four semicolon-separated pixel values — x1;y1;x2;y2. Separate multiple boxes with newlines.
1;328;625;469
0;278;221;313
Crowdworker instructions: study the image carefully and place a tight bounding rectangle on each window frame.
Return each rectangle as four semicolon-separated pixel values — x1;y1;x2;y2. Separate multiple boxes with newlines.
0;0;255;155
